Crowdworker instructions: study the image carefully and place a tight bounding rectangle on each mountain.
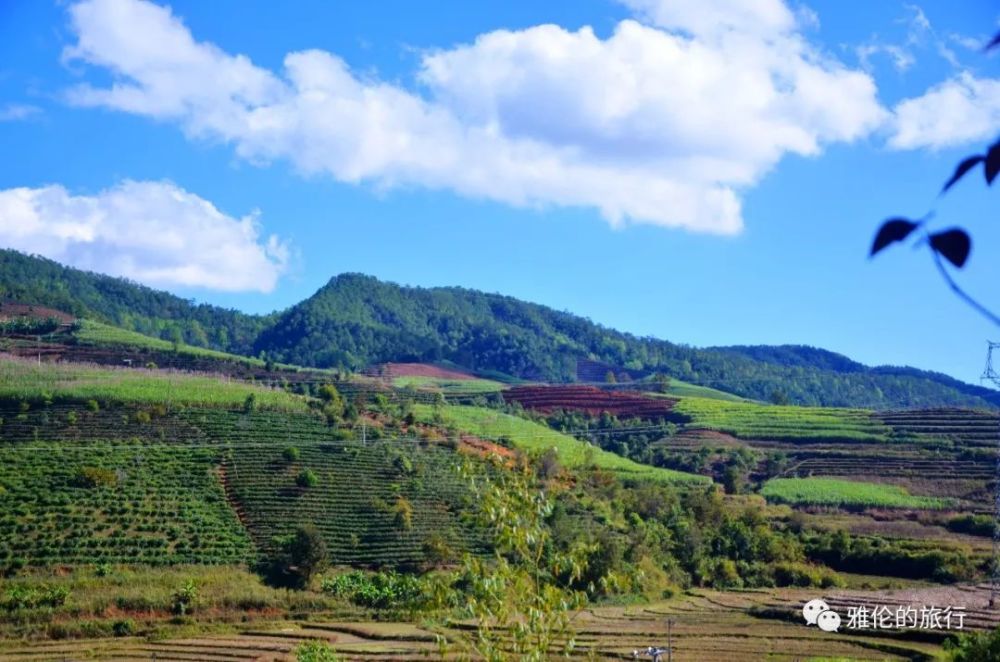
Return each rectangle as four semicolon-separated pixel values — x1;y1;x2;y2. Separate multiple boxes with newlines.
0;249;996;409
0;249;271;353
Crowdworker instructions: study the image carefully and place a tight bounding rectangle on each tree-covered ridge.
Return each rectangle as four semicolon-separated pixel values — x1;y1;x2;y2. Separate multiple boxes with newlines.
0;250;995;409
0;249;271;354
257;274;997;409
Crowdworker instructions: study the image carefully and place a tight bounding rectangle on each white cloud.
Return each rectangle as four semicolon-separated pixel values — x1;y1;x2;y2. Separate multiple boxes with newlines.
0;104;42;121
889;73;1000;149
62;0;886;234
0;181;289;292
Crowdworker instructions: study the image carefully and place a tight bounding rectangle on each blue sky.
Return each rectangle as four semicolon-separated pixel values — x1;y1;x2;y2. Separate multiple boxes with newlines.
1;0;999;384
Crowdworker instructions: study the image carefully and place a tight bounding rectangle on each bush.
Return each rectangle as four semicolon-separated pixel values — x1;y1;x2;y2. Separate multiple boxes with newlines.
112;619;136;637
283;446;301;462
393;497;413;530
295;640;341;662
73;467;117;489
947;627;1000;661
321;570;423;610
296;469;319;488
171;579;198;616
85;399;100;412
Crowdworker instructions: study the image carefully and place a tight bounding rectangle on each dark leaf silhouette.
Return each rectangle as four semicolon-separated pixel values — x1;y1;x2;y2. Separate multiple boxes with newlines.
987;30;1000;51
942;155;983;193
986;140;1000;185
870;218;919;256
929;228;971;268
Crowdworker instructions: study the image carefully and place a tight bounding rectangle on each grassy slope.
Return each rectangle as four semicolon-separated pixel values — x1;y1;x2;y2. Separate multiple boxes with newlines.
75;319;261;363
0;355;309;412
673;396;895;443
391;375;505;393
413;403;708;484
761;477;951;509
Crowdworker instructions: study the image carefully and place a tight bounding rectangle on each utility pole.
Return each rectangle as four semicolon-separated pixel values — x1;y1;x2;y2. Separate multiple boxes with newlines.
667;618;674;662
982;341;1000;609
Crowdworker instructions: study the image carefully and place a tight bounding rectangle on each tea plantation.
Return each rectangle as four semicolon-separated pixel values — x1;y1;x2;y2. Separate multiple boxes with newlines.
0;387;489;569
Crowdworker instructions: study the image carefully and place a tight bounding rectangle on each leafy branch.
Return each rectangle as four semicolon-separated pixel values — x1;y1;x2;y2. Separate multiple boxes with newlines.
871;127;1000;326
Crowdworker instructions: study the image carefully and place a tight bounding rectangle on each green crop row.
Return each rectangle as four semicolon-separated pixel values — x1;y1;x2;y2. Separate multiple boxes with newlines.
0;442;253;566
760;477;952;509
0;356;310;412
672;397;894;442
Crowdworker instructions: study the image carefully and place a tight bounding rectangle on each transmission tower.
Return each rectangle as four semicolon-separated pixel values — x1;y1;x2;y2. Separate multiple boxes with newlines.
982;341;1000;609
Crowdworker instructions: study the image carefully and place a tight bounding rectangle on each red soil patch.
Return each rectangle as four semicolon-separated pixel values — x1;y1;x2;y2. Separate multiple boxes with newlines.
0;301;75;324
367;362;477;380
506;385;676;419
458;435;517;460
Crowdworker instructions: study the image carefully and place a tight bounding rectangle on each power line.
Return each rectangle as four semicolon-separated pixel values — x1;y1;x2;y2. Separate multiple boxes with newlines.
980;341;1000;610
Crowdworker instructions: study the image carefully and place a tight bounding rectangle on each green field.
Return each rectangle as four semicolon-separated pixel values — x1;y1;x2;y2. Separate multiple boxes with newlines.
0;356;310;412
761;477;952;509
673;397;895;443
653;378;749;402
74;320;262;363
391;375;505;393
413;403;708;484
0;442;253;565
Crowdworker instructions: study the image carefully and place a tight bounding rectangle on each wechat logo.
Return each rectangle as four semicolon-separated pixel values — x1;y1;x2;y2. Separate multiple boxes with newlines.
803;598;841;632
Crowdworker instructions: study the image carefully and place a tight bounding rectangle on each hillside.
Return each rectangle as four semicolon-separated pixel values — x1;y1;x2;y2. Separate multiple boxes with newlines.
1;249;996;409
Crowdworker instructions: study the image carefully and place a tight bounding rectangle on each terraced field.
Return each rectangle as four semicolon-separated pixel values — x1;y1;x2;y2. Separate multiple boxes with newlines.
673;397;895;443
4;584;987;660
0;396;488;569
505;385;677;418
761;477;953;509
228;437;489;566
0;441;252;566
0;355;310;411
412;403;708;484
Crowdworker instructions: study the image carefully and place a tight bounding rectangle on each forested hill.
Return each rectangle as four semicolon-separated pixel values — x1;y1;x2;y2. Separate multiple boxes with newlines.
0;249;996;409
253;273;998;409
0;249;271;353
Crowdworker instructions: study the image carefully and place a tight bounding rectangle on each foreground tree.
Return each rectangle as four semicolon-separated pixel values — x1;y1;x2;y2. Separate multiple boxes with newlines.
445;456;597;661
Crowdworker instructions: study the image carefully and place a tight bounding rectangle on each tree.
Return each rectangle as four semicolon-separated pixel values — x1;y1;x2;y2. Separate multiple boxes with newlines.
722;465;746;495
448;456;597;661
946;626;1000;661
604;370;617;384
283;524;328;588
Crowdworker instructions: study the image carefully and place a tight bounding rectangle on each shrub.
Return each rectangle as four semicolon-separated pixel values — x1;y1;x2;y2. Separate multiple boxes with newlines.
85;399;100;412
73;467;117;489
243;393;257;414
392;454;414;475
171;579;198;616
321;570;423;610
296;469;318;488
393;497;413;530
295;640;341;662
283;446;301;462
112;619;135;637
947;626;1000;661
422;533;454;567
